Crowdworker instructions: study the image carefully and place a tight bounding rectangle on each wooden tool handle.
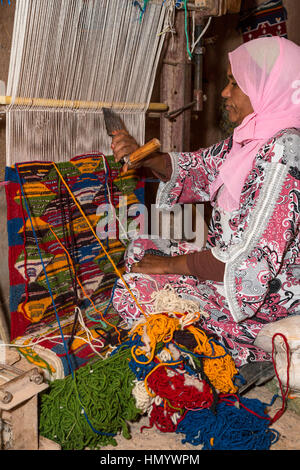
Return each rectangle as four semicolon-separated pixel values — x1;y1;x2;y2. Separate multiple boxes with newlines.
129;138;161;165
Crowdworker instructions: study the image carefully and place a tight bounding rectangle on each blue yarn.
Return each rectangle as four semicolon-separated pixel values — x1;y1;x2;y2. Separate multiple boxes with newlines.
110;335;154;379
132;0;150;22
111;335;194;380
15;164;116;438
176;395;280;450
175;339;229;360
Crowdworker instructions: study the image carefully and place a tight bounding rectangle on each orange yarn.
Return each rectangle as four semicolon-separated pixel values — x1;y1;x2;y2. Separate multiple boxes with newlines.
188;325;238;394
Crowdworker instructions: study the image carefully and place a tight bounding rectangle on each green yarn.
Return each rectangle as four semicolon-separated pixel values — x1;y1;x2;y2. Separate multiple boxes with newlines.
39;346;142;450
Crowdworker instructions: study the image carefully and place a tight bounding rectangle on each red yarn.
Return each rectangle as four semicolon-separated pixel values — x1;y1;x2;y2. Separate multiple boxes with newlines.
147;365;214;411
270;332;290;425
142;402;179;433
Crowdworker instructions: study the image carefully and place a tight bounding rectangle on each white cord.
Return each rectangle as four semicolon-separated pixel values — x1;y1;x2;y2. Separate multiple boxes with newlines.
191;15;212;54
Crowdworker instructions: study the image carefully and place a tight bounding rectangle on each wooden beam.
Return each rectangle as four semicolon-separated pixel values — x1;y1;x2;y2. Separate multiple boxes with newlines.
160;10;192;153
0;96;168;113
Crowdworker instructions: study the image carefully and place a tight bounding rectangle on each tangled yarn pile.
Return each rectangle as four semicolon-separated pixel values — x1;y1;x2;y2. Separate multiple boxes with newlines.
39;301;280;450
120;310;279;450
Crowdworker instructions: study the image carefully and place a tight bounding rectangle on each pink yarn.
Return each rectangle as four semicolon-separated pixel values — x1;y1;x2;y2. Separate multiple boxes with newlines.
211;36;300;211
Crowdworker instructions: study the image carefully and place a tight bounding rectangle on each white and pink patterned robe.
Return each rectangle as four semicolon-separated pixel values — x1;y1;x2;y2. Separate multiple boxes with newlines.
112;128;300;367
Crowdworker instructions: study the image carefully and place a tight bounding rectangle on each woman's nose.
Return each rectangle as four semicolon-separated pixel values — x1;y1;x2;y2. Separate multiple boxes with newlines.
221;84;231;99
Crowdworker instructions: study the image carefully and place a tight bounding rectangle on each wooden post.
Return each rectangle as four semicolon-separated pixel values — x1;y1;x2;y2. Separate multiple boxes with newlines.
160;10;192;153
2;396;39;450
0;311;9;345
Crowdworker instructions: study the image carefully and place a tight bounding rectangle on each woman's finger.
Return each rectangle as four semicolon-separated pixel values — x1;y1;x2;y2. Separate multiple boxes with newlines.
130;255;168;274
113;143;137;162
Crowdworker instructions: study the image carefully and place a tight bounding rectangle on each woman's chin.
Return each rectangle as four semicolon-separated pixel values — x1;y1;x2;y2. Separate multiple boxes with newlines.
227;110;238;124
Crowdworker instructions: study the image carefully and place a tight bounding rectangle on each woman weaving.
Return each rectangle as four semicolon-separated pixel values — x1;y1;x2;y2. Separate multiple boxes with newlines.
110;36;300;385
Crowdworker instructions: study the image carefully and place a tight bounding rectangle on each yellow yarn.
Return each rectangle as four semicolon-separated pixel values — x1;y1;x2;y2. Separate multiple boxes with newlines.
188;325;238;394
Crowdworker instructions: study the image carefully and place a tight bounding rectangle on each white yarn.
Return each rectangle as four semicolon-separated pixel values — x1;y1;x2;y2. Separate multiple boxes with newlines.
1;306;107;366
190;14;212;54
149;284;209;324
132;378;155;413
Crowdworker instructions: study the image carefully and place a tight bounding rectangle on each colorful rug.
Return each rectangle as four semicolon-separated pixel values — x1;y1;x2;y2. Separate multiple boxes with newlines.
239;0;288;43
5;153;144;377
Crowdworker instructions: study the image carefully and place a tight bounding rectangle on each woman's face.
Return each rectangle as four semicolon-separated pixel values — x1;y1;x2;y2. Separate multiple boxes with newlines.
221;64;254;125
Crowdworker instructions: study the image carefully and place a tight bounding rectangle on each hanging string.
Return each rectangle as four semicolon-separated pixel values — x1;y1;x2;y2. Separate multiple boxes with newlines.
57;175;80;351
190;13;212;54
183;0;192;59
270;332;291;425
47;224;122;345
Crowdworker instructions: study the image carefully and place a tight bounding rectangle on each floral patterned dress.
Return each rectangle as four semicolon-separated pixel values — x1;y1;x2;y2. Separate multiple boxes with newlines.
112;128;300;367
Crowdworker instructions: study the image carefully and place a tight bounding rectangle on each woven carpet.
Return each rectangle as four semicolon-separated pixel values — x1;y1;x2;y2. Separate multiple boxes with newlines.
5;154;144;378
239;0;288;43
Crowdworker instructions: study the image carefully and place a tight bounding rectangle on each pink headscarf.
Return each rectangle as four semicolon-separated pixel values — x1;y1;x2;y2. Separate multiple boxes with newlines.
210;36;300;211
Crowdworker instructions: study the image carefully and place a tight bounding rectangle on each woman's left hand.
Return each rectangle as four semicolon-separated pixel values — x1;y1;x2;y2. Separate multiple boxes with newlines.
130;253;191;276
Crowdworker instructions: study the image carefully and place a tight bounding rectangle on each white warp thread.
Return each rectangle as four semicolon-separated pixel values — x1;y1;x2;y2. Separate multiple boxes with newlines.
6;0;168;164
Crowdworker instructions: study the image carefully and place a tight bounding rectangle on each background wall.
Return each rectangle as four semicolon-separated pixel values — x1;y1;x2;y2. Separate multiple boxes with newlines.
0;0;299;337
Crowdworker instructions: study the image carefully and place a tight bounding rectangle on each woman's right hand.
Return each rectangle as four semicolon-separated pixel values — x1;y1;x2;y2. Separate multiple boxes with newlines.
111;129;168;177
111;130;140;169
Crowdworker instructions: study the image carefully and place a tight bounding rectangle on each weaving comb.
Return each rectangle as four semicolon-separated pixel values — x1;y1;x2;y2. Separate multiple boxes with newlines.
103;107;160;171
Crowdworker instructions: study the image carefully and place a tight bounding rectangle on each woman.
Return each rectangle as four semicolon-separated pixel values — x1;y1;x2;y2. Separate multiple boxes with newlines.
110;36;300;386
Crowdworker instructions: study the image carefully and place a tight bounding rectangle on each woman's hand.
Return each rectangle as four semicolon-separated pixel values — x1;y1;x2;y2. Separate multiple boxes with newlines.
131;253;192;276
111;130;139;172
111;130;169;177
